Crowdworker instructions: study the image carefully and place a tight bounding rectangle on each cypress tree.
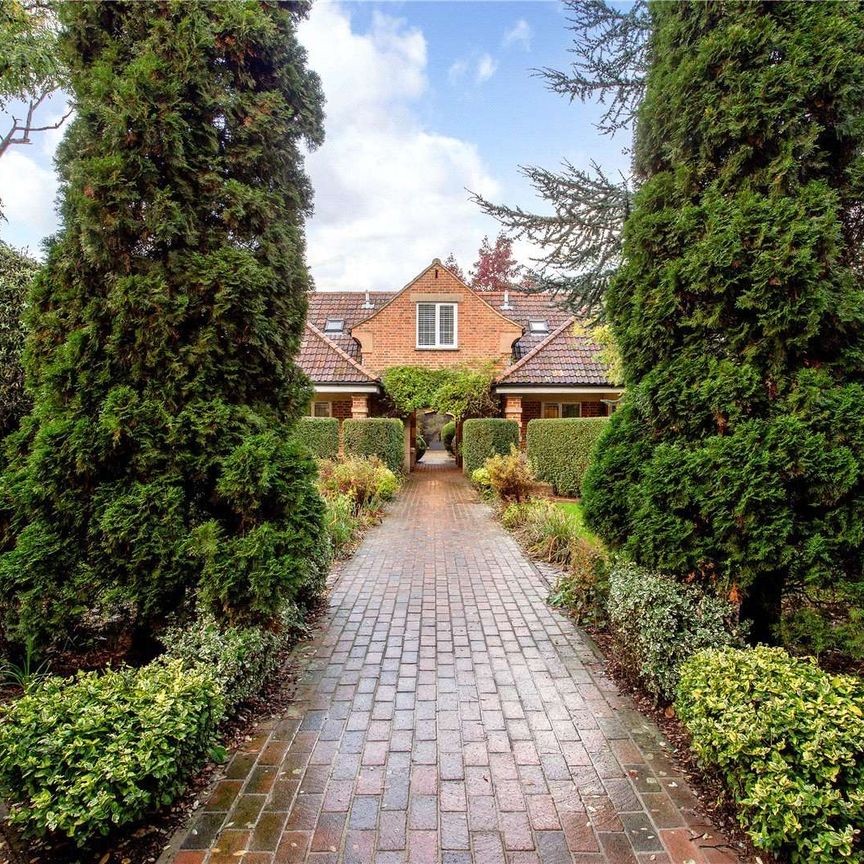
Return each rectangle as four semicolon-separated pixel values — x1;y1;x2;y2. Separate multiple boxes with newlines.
583;2;864;641
0;0;327;646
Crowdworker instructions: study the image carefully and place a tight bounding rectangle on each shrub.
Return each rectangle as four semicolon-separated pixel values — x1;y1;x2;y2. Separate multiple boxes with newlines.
192;436;329;626
0;660;223;846
471;466;493;494
415;434;427;462
677;647;864;863
292;417;339;459
584;2;864;645
503;500;576;565
343;418;404;474
161;609;305;712
548;539;610;625
323;492;359;554
484;445;534;502
527;417;607;497
442;420;456;454
462;418;519;476
607;561;743;703
318;456;398;513
0;3;327;650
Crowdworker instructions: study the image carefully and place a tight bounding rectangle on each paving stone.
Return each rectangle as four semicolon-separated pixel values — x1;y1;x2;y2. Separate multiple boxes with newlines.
170;465;738;863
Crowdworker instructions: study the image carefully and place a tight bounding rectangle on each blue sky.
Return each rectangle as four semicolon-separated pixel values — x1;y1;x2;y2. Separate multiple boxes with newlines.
0;1;632;291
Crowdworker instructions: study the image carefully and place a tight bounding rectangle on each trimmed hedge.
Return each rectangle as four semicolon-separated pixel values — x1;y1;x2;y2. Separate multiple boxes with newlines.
607;561;743;703
293;417;339;459
343;418;404;474
442;420;456;454
526;417;608;497
0;660;223;845
677;647;864;863
462;418;519;476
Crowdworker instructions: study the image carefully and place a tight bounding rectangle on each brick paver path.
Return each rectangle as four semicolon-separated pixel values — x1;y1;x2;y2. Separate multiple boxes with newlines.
172;465;740;864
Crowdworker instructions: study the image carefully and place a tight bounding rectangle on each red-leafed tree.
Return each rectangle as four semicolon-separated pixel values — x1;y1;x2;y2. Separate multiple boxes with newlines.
469;232;522;292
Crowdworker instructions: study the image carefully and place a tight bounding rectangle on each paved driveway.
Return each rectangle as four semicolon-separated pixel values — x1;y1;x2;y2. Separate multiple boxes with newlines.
171;464;739;864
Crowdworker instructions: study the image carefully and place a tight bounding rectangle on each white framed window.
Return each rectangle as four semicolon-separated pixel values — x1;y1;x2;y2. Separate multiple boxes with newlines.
312;401;332;418
416;302;458;349
543;402;581;419
529;320;549;333
324;318;344;333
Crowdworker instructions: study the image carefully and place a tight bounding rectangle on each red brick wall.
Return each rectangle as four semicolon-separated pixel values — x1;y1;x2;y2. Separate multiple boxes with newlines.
522;400;540;441
352;263;522;374
332;400;352;420
581;400;607;417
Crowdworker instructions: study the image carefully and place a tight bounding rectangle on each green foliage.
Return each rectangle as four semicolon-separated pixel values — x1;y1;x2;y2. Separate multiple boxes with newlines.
292;417;339;459
381;366;447;415
677;647;864;863
607;561;743;703
547;539;609;626
527;417;608;497
0;0;65;110
381;365;496;421
0;241;35;438
343;418;404;474
318;456;399;514
584;2;864;640
0;660;223;846
779;600;864;665
0;2;327;647
415;434;427;462
471;466;493;495
461;418;519;476
442;420;456;454
484;445;534;503
322;492;359;556
161;609;304;713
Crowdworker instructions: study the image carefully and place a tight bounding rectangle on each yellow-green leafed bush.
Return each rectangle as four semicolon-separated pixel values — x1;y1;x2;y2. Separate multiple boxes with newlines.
323;492;360;554
484;445;534;502
526;417;607;496
608;561;743;703
0;660;223;846
318;456;399;513
677;647;864;863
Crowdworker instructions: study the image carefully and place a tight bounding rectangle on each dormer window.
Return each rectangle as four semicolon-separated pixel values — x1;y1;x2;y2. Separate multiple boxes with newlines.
416;302;457;349
324;318;344;333
529;320;548;333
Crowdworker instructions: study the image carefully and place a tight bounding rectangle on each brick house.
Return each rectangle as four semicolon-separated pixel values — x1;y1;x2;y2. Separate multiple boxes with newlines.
298;259;621;456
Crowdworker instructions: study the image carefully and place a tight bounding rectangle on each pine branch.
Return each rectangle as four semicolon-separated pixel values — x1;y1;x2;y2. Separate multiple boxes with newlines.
470;161;633;317
538;0;651;138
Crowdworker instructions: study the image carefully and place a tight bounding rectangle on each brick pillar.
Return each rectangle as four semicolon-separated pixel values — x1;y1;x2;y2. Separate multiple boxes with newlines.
504;395;523;444
351;394;369;419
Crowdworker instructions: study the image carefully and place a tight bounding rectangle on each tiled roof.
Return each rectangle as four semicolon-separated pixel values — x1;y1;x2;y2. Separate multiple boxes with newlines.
496;317;612;387
298;322;379;385
482;290;574;357
307;292;391;359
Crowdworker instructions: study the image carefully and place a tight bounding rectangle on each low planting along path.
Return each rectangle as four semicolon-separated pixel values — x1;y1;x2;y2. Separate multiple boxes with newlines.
171;464;739;864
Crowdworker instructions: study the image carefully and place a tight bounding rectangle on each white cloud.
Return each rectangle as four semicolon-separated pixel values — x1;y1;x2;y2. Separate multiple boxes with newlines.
447;58;469;86
0;149;59;253
502;19;532;51
299;3;504;292
475;53;498;85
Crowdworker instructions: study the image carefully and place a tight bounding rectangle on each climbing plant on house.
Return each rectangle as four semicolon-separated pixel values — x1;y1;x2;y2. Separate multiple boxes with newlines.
0;0;327;646
583;1;864;642
381;365;498;421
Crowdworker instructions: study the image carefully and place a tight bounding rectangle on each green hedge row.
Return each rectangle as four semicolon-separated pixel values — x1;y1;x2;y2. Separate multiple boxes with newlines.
526;417;608;497
0;660;223;846
293;417;339;458
677;647;864;864
343;418;404;474
462;418;519;476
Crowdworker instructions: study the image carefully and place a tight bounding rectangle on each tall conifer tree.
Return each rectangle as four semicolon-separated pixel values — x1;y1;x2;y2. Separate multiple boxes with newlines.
583;2;864;640
0;0;327;645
